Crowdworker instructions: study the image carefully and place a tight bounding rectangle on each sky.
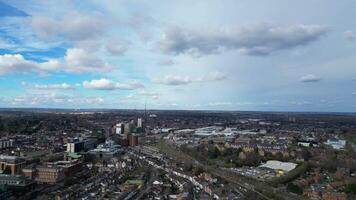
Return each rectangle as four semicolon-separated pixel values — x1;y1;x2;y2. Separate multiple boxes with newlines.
0;0;355;112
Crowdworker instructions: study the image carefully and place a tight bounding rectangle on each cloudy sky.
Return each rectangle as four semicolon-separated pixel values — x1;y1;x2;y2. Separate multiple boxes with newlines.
0;0;355;112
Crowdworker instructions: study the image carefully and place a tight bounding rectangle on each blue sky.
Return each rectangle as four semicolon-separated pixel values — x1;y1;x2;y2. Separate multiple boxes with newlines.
0;0;355;112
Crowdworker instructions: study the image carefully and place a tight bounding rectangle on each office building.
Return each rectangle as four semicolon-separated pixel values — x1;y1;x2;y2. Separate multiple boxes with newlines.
115;123;125;134
128;134;139;147
35;166;64;184
66;141;84;153
88;139;122;160
0;139;14;149
137;118;142;128
0;174;35;193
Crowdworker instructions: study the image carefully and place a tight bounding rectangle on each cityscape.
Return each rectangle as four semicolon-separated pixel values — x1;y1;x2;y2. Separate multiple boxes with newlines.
0;110;355;200
1;0;356;200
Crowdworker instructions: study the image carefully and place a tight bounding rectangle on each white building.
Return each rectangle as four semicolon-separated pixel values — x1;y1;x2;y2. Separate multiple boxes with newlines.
137;118;142;128
325;139;346;150
0;139;14;149
115;123;124;134
259;160;297;173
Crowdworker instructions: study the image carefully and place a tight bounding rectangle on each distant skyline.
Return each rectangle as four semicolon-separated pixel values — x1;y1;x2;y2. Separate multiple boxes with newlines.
0;0;356;112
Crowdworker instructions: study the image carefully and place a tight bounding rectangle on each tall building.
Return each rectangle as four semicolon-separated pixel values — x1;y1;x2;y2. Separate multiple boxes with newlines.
128;134;139;147
124;122;135;135
115;123;125;134
137;118;142;128
66;141;84;153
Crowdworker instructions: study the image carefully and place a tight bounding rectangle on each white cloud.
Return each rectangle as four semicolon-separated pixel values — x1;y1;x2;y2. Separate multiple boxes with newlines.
154;71;227;85
129;13;157;42
63;48;112;73
85;97;104;104
83;78;144;90
31;12;107;42
155;75;192;85
208;102;233;106
291;101;313;106
204;71;227;81
352;92;356;96
13;92;72;105
159;24;329;57
0;54;60;75
33;83;78;90
300;74;321;82
0;48;112;75
137;91;160;100
10;92;105;106
344;30;356;41
158;59;174;66
106;39;130;56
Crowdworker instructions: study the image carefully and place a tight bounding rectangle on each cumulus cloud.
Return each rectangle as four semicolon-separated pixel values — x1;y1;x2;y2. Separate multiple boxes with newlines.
63;48;112;73
33;83;78;90
154;71;227;85
31;12;106;42
344;30;356;41
158;59;174;66
300;74;321;82
11;92;105;106
83;78;144;90
13;92;72;105
203;71;227;81
159;24;329;57
129;13;157;42
137;91;160;100
0;54;60;75
155;75;192;85
106;39;130;56
0;48;112;75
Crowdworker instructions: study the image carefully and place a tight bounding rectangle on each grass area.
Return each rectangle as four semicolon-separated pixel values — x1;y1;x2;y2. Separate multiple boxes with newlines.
346;134;356;145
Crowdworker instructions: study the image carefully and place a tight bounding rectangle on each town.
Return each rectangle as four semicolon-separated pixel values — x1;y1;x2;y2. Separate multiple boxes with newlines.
0;109;355;200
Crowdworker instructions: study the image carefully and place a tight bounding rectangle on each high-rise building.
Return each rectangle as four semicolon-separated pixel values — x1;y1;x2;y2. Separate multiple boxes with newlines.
115;123;125;134
66;141;84;153
137;118;142;128
128;134;139;147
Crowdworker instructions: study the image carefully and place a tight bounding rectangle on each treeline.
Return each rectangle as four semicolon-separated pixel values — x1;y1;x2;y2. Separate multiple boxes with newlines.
268;162;310;187
181;144;296;168
0;114;96;136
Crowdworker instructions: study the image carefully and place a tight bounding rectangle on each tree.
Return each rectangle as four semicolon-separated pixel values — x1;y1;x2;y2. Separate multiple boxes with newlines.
287;183;303;195
221;148;233;157
301;148;312;161
345;184;356;194
193;165;204;176
208;146;220;159
244;152;262;166
183;163;193;172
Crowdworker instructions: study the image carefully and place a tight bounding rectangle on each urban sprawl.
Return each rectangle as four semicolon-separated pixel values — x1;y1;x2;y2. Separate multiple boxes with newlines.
0;110;355;200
